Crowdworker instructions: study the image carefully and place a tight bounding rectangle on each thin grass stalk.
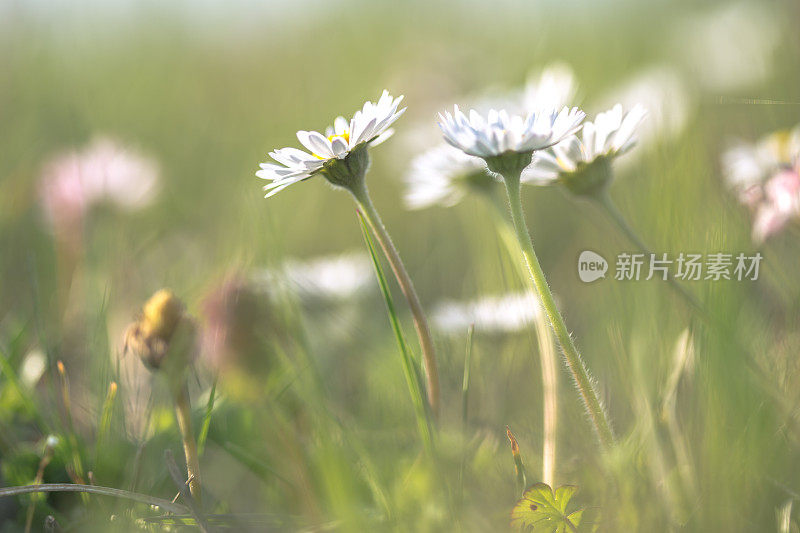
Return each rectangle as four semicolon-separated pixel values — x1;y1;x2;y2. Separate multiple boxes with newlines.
598;193;710;320
93;381;117;470
502;173;615;449
487;194;559;485
534;314;558;486
350;182;441;418
173;384;202;505
661;330;698;501
197;378;217;457
459;324;475;505
24;439;56;533
461;324;475;432
56;361;86;487
0;484;189;515
358;211;435;456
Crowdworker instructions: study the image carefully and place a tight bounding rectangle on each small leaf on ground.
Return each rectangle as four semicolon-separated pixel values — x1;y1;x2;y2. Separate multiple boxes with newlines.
510;482;586;532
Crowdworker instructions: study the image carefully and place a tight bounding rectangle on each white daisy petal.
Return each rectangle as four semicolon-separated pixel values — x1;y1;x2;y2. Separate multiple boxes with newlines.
330;136;349;157
334;116;349;135
297;131;334;159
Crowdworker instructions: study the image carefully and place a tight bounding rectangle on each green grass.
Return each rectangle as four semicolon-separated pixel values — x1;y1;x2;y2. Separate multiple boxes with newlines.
1;0;800;531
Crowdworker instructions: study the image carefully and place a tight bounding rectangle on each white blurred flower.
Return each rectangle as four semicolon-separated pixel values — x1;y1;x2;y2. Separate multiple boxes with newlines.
45;435;60;450
599;66;692;149
433;291;542;335
723;128;800;193
39;137;160;232
438;106;585;159
79;138;160;210
20;349;47;388
671;2;780;92
469;63;579;117
256;252;374;302
523;63;578;114
525;104;647;188
256;90;405;197
403;145;489;209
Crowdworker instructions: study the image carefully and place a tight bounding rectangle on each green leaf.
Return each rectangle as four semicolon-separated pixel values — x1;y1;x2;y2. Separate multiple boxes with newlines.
510;482;585;532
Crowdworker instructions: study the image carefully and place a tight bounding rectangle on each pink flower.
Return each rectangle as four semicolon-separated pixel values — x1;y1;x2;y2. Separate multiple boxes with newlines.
723;126;800;243
765;169;800;213
38;137;160;239
750;169;800;243
39;153;91;232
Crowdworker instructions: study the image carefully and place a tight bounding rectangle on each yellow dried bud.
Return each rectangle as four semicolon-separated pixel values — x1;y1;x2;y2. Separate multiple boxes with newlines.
124;289;195;374
141;289;184;339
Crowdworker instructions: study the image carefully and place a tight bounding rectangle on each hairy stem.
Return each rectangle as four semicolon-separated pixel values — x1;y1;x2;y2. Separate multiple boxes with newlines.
350;181;441;418
173;384;202;505
503;173;615;449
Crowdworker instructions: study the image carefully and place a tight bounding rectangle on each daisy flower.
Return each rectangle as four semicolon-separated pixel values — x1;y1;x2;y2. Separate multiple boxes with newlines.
437;106;585;162
403;64;578;210
256;90;405;197
525;104;647;196
255;90;441;416
437;101;613;446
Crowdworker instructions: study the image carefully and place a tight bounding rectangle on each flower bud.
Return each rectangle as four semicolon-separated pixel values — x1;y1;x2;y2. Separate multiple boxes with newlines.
201;276;276;376
124;289;196;376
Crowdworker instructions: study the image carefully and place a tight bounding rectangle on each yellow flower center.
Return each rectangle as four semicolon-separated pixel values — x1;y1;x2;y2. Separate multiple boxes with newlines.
313;131;350;160
329;131;350;144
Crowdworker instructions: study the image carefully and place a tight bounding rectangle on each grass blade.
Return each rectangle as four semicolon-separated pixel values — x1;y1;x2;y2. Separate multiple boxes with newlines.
357;210;434;456
0;483;189;515
461;324;475;431
94;381;117;469
197;378;218;457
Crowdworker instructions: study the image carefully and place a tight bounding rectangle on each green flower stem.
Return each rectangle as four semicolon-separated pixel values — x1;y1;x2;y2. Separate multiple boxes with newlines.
350;181;441;418
502;172;615;449
486;192;558;485
597;192;711;322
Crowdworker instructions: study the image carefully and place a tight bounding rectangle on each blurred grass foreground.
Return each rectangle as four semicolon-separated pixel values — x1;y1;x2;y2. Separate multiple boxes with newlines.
2;0;800;531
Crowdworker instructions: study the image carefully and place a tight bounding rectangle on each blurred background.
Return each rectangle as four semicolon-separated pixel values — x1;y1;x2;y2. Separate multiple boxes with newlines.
1;0;800;530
